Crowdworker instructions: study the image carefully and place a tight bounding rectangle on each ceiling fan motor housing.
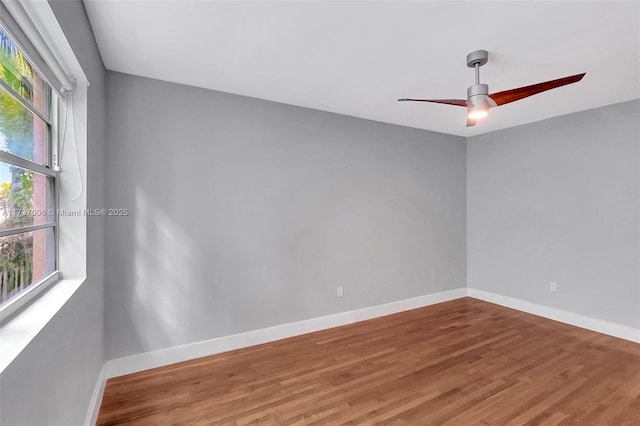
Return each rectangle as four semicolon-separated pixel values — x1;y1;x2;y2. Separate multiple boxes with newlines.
468;84;489;98
467;84;492;109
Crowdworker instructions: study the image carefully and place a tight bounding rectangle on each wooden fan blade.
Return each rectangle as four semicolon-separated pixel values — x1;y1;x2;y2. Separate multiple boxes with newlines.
398;98;467;107
489;73;585;106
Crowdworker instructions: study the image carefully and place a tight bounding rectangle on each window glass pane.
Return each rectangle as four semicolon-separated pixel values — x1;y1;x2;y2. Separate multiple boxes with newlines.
0;26;51;119
0;161;54;231
0;84;49;166
0;227;54;304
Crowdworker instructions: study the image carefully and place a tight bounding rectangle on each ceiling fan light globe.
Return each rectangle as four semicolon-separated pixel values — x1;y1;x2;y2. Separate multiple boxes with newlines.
467;108;489;120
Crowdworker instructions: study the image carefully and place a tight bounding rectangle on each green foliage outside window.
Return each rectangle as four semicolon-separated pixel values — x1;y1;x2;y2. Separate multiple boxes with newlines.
0;28;37;302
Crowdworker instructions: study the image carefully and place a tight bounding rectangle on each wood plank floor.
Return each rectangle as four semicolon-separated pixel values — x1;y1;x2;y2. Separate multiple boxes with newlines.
97;297;640;425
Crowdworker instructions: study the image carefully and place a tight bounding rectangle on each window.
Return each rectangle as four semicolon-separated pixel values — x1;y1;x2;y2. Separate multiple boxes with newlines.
0;24;58;307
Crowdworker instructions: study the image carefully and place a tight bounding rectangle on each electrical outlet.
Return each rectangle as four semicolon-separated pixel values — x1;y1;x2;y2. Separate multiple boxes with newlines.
336;286;344;297
549;282;557;292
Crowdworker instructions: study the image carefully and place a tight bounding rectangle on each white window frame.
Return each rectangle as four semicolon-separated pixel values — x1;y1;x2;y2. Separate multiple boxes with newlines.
0;0;89;374
0;25;61;318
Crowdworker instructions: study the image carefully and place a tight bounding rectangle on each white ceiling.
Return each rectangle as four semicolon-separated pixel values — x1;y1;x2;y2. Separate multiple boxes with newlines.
84;1;640;137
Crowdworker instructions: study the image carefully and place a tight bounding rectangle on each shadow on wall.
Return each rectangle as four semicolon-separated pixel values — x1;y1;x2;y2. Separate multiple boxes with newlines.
129;185;204;349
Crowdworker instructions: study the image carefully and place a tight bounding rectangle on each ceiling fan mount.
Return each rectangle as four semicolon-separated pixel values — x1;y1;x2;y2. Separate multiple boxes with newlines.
466;49;488;68
398;50;585;127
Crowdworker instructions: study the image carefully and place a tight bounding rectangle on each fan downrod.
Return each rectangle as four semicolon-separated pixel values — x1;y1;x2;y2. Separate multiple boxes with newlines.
466;50;488;68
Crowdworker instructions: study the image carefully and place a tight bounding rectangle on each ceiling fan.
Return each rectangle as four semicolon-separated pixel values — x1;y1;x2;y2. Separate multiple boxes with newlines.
398;50;586;127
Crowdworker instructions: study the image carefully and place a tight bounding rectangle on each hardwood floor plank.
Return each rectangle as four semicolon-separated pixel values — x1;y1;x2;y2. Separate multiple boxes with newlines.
97;298;640;425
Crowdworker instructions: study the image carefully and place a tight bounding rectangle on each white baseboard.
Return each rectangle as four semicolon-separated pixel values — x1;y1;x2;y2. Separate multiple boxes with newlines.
84;364;107;426
104;288;467;379
467;288;640;343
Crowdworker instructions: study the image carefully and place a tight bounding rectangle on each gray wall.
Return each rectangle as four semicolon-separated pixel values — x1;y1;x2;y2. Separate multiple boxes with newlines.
0;1;106;425
468;100;640;328
105;72;467;359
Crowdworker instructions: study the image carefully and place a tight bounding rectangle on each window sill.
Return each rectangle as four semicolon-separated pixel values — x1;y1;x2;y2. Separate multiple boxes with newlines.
0;276;85;374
